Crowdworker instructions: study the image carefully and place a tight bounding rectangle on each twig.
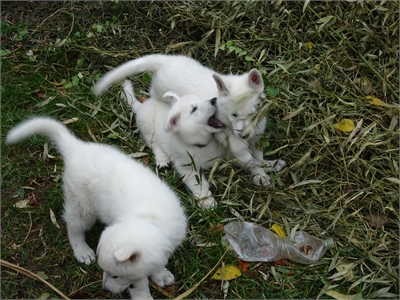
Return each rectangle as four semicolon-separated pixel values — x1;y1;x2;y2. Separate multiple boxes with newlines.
0;259;70;300
173;249;228;300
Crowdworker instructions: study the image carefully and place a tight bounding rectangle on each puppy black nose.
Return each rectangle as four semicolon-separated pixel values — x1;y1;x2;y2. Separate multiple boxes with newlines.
210;97;217;106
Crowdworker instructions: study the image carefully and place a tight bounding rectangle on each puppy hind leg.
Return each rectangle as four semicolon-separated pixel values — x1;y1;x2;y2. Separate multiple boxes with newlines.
63;205;96;265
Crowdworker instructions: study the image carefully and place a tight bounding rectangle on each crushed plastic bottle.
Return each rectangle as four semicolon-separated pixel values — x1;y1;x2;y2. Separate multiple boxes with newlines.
223;221;335;264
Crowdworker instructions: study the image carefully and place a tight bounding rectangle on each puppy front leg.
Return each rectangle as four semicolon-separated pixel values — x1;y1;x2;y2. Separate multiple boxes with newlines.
151;268;175;287
177;165;216;209
228;135;271;186
128;277;152;300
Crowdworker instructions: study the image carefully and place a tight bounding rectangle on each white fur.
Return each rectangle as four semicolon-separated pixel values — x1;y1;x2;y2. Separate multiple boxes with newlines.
6;117;187;299
93;54;286;187
122;79;223;209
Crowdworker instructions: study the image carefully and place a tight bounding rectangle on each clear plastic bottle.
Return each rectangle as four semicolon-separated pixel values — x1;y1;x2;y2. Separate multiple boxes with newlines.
223;221;335;264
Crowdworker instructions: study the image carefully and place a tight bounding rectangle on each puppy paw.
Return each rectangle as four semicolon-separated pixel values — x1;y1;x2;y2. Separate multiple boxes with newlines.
74;247;96;265
197;197;217;210
252;174;271;186
264;159;287;172
156;155;170;168
151;269;175;287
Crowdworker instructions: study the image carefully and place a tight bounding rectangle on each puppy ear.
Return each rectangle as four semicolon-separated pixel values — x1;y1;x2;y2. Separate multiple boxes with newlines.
213;74;230;97
162;91;179;105
165;110;181;132
248;69;264;92
114;248;139;263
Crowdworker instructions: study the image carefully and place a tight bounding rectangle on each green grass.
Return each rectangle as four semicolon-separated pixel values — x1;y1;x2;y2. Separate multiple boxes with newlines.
1;1;399;299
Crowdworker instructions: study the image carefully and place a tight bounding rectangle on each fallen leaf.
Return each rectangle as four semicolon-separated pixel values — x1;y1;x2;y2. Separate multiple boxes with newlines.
141;156;151;164
274;258;290;266
13;199;30;208
237;259;250;272
38;292;50;300
28;193;39;206
325;290;362;300
335;262;355;280
304;41;315;51
211;265;242;280
365;213;388;229
49;209;61;229
271;224;286;238
207;223;225;234
70;290;89;299
334;119;355;132
222;280;229;299
365;96;387;107
36;271;49;280
62;117;79;125
139;95;147;103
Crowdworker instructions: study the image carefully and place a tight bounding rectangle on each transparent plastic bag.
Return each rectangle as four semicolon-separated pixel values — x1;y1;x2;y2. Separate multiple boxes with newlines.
223;221;335;264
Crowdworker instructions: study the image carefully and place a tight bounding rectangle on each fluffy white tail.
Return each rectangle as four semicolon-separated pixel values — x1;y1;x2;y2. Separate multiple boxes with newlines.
92;54;165;96
6;117;78;156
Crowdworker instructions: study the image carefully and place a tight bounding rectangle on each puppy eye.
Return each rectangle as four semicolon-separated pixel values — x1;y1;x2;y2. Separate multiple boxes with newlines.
231;113;238;118
191;106;198;113
111;275;118;279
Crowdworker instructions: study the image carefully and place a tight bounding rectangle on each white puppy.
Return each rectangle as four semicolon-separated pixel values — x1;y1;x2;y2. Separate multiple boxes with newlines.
121;79;224;209
93;54;286;186
6;117;187;299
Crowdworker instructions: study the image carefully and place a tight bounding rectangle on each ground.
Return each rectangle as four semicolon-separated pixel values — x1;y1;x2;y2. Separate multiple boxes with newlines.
1;1;399;299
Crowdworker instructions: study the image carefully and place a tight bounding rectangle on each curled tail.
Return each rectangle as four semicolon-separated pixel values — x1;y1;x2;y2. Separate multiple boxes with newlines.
121;79;141;113
6;117;78;157
92;54;166;96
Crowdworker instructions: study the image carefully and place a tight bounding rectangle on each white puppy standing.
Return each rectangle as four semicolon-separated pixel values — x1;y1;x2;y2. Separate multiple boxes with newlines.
93;54;286;187
6;117;187;299
121;79;224;209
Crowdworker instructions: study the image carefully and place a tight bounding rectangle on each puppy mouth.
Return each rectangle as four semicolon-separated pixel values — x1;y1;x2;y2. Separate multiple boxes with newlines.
208;114;225;129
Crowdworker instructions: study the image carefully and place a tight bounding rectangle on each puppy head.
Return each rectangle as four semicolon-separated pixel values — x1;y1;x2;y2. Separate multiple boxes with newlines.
97;220;174;294
213;69;264;139
163;92;224;146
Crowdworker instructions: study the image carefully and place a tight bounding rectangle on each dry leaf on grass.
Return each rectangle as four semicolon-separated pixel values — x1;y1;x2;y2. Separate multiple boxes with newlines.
365;213;388;229
271;224;286;237
334;119;355;132
211;265;242;280
49;209;61;229
237;259;250;272
365;96;387;107
325;290;362;300
13;199;30;208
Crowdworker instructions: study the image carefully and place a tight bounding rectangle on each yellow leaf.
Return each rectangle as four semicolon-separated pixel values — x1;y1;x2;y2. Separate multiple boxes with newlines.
325;290;362;300
304;41;315;51
211;265;242;280
271;224;286;238
334;119;355;132
365;96;386;107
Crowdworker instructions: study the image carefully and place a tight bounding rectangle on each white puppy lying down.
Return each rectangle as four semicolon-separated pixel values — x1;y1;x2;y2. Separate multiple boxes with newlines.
6;117;187;299
93;54;286;187
121;79;224;209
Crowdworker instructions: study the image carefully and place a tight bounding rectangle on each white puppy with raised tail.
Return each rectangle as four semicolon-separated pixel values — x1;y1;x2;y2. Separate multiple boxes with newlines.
121;79;224;209
93;54;286;187
6;117;187;299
